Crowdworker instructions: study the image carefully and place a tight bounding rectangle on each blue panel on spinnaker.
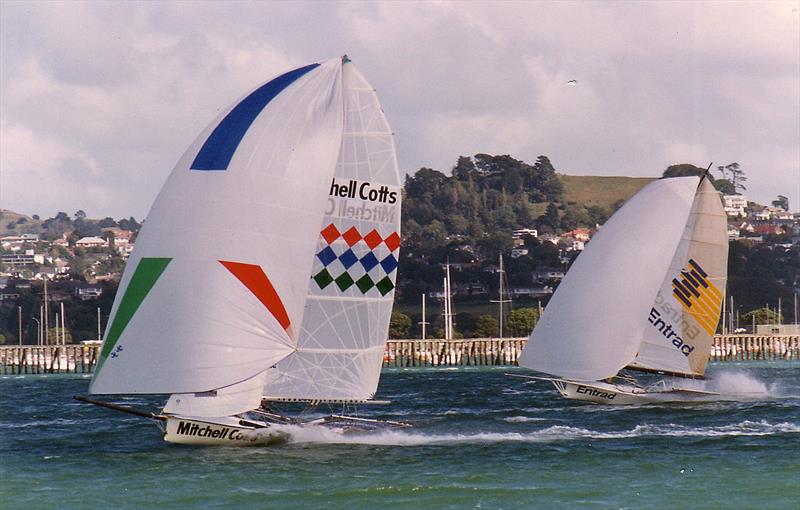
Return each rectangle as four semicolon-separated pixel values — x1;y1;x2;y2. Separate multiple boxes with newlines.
191;63;320;171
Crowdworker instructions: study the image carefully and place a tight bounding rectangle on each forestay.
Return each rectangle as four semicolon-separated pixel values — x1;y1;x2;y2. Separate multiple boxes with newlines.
519;177;699;381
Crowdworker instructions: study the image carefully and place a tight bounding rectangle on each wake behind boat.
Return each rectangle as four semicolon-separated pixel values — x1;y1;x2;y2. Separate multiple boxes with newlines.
517;174;730;404
78;56;407;444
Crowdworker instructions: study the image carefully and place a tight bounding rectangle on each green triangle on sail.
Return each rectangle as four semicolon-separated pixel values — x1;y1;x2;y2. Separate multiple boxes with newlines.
100;257;172;361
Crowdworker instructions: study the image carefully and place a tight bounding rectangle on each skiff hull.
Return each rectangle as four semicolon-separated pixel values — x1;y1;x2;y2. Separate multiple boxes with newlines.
164;416;290;446
551;379;720;405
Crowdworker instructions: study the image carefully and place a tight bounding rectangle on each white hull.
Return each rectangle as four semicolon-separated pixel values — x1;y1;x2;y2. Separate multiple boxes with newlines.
164;416;290;446
552;379;720;405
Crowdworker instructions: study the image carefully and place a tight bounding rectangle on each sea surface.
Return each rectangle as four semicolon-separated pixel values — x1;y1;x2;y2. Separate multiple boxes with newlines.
1;362;799;509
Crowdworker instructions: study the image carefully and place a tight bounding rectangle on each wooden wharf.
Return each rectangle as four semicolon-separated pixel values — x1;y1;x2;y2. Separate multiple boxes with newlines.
0;335;797;374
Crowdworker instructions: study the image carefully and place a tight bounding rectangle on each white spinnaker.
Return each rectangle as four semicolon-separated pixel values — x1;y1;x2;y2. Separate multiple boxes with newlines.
631;178;728;376
90;60;344;405
263;60;402;400
519;177;699;382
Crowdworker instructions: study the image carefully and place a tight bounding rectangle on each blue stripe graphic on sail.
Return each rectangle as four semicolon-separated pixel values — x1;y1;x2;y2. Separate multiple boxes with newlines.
191;63;320;171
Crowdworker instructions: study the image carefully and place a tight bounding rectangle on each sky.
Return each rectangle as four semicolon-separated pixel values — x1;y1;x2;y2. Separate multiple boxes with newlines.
1;0;799;220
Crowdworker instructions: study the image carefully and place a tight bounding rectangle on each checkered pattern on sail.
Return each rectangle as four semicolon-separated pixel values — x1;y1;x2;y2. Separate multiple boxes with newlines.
313;224;400;296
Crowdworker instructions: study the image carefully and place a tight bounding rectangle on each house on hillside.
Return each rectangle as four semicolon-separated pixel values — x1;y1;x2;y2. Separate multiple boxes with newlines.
1;251;35;266
0;233;39;249
752;224;783;236
562;228;591;242
509;286;552;298
751;208;771;221
723;195;747;217
539;234;560;245
535;268;565;281
512;228;538;239
75;284;103;300
34;267;58;281
559;236;585;252
76;237;109;248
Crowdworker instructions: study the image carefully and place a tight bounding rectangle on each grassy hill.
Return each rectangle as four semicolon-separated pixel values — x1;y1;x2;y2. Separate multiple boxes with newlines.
0;209;42;235
558;174;655;209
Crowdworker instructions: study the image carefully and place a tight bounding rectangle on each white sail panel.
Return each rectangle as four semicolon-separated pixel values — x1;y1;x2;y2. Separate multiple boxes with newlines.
90;60;345;398
263;59;401;400
519;177;699;381
163;371;268;418
632;178;728;376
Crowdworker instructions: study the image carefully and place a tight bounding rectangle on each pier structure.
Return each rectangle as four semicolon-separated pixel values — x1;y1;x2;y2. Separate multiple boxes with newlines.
0;335;798;374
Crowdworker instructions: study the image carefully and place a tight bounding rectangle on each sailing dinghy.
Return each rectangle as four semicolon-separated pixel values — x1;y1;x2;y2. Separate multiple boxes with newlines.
77;56;406;444
517;175;729;404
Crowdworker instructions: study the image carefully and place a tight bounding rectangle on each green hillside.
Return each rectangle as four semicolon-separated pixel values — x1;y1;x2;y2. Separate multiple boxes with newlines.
559;174;655;209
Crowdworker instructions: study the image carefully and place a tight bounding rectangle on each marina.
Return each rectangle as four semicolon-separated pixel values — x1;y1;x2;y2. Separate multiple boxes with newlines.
2;334;798;374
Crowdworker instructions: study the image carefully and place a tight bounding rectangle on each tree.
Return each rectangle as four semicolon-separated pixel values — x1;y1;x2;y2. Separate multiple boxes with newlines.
772;195;789;211
717;162;746;193
506;308;539;336
662;163;708;178
712;179;736;195
538;203;560;229
98;217;118;228
742;307;782;326
74;210;87;221
118;217;141;232
388;311;412;339
474;315;499;338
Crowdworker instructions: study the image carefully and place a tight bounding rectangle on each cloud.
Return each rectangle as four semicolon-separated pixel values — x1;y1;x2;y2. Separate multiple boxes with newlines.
1;0;798;218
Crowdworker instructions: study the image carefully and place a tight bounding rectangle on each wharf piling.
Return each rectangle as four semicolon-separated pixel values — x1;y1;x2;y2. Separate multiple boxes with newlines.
383;335;799;367
0;345;98;375
0;335;798;374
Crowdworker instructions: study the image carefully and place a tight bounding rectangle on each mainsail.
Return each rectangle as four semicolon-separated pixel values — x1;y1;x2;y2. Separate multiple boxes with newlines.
90;57;400;416
518;176;704;382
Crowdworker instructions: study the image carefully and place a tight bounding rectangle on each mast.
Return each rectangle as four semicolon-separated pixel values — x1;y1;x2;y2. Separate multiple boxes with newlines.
43;277;49;345
419;293;429;340
490;253;512;338
18;306;22;346
443;263;454;340
721;287;727;335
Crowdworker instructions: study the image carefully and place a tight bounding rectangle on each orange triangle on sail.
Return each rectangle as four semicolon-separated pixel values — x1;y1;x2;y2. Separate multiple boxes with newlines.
219;260;291;331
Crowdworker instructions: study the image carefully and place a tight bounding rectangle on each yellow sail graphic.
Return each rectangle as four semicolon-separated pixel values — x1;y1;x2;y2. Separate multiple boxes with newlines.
671;259;722;335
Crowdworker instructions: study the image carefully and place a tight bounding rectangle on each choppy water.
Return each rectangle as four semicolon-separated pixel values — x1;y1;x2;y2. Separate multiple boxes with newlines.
1;362;799;509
